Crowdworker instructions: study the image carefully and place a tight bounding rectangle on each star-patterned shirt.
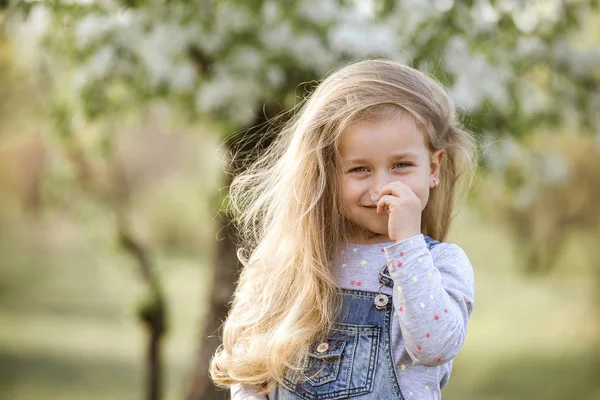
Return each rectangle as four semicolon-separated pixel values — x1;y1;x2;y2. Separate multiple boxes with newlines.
231;234;475;400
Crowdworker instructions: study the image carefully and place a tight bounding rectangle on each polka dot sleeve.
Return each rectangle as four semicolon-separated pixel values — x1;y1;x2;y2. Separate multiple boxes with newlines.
384;234;475;367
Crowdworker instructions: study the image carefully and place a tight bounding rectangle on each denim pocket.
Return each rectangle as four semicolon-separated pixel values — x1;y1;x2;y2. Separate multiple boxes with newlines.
301;337;347;385
283;323;380;400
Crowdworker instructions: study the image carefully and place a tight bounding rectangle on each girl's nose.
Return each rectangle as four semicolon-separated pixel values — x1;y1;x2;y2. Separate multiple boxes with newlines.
370;186;384;202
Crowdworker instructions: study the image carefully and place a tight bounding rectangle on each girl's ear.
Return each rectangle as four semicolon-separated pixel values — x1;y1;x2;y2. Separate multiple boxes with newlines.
430;149;445;178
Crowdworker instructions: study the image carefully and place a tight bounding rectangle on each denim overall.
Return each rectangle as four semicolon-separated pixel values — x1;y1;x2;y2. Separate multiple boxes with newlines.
268;236;440;400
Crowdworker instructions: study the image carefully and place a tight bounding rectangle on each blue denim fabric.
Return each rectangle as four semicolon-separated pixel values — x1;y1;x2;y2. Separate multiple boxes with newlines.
267;237;440;400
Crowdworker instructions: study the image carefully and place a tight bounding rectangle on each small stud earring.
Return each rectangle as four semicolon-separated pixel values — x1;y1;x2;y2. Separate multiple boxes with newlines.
432;179;439;188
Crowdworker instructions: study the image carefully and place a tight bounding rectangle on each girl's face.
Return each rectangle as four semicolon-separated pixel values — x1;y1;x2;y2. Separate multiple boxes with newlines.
339;113;444;242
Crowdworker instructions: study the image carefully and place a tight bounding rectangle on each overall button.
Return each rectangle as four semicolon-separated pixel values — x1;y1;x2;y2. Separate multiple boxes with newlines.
374;293;390;310
316;342;329;353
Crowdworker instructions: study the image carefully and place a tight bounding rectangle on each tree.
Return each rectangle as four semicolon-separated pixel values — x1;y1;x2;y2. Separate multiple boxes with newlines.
3;0;599;398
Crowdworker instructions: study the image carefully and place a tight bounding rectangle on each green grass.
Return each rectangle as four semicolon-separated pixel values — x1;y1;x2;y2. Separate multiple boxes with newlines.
444;212;600;400
0;215;209;400
446;351;600;400
0;207;598;399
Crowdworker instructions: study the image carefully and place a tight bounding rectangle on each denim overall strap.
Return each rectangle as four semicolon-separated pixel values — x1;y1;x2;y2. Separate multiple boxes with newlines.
378;235;440;288
267;236;441;400
269;287;406;400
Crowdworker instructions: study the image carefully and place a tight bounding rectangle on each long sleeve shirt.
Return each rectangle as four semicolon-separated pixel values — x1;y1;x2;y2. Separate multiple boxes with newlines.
231;234;475;399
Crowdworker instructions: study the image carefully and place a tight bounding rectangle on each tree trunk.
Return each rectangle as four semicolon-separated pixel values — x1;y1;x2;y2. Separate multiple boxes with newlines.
186;103;284;400
118;216;167;400
187;216;239;400
148;326;163;400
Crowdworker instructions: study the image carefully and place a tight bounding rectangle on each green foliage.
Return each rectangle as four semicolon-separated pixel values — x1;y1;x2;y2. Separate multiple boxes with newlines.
7;0;595;141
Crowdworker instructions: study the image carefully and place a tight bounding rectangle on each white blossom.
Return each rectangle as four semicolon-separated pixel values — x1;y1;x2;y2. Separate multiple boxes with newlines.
511;0;562;34
518;80;549;117
495;0;520;14
266;66;285;89
215;3;255;33
9;0;594;164
328;21;397;58
135;24;196;86
230;47;263;74
62;0;95;4
470;0;499;32
444;37;510;111
434;0;455;13
515;36;546;58
539;152;570;187
76;10;140;49
298;0;341;24
87;45;115;78
289;33;335;72
395;0;436;38
552;39;600;79
75;15;111;48
260;22;294;52
512;8;539;34
261;1;282;24
71;69;89;97
482;137;521;176
354;0;376;18
170;62;197;91
195;72;239;113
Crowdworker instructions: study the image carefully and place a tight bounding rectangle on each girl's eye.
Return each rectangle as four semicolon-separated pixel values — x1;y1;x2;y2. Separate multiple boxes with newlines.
349;166;369;173
394;162;412;169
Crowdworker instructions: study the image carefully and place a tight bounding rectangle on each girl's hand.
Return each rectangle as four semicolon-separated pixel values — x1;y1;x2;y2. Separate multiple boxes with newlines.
375;181;422;242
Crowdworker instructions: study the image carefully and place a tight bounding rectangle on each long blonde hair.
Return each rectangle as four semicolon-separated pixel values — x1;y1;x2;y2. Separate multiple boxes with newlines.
209;59;477;395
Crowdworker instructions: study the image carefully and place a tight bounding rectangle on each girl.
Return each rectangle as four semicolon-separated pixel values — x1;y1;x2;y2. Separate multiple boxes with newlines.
210;59;477;400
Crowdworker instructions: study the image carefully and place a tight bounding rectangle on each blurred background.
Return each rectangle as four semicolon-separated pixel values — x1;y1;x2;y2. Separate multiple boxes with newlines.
1;1;599;399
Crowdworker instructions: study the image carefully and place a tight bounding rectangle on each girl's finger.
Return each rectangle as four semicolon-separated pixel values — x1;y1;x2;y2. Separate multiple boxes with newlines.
375;181;411;202
376;194;398;214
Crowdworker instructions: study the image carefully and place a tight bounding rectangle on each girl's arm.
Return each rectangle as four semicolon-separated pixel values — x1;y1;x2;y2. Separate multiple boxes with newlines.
384;234;475;367
231;383;268;400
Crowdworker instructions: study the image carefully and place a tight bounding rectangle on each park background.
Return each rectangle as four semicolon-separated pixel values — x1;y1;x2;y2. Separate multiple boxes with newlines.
1;1;599;399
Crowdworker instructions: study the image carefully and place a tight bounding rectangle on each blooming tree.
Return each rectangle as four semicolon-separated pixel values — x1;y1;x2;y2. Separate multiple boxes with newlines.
3;0;599;399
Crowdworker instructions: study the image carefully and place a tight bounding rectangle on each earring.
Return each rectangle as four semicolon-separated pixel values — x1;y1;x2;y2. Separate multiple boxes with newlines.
432;179;439;188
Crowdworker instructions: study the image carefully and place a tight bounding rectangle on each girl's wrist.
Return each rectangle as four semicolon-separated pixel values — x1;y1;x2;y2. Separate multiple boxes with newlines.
384;233;426;258
392;231;422;243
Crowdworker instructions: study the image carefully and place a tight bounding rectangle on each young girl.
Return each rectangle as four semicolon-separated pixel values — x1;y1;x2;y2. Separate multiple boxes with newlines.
210;59;477;400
